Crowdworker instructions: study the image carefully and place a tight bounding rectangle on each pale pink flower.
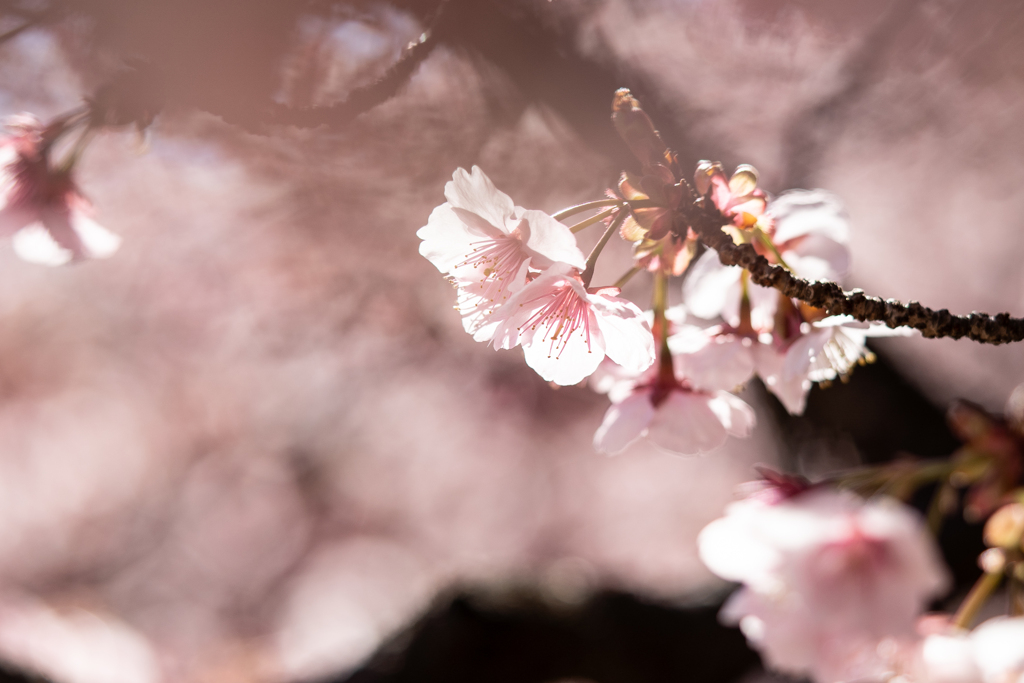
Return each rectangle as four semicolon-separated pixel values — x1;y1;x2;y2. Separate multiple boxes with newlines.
666;316;809;414
970;617;1024;683
699;488;949;683
915;632;982;683
418;166;586;341
0;115;122;266
491;263;654;386
590;348;755;456
784;315;913;385
682;189;850;329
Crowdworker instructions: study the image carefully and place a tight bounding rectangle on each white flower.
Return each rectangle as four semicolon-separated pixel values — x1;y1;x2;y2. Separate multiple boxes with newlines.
971;617;1024;683
699;488;949;683
491;264;654;386
418;166;586;341
784;315;913;385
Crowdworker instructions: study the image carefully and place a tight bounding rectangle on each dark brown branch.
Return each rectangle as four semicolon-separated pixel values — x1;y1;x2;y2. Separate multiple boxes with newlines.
684;199;1024;345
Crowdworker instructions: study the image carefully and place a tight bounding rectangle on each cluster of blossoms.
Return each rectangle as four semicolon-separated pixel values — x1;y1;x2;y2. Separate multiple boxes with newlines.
419;91;904;455
698;385;1024;683
699;473;1024;683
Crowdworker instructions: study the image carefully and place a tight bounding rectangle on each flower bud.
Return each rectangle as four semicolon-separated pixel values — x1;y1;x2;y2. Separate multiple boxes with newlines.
983;502;1024;549
612;89;670;171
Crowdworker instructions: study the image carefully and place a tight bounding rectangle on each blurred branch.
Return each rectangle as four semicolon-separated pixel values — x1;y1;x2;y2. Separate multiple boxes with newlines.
683;198;1024;344
259;0;449;129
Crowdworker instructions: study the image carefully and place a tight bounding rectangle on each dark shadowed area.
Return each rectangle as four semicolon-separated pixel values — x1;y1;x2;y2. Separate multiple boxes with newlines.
0;0;1017;681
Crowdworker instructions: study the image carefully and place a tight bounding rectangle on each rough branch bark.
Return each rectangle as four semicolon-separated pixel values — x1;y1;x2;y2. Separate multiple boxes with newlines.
684;199;1024;345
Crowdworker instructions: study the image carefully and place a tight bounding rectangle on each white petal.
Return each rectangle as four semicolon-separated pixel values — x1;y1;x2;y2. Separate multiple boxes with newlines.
747;283;779;332
593;390;655;455
754;344;811;415
681;249;742;321
13;222;73;265
590;293;655;375
71;211;121;259
443;166;515;234
521;316;604;385
417;203;503;274
784;235;850;280
706;391;756;437
517;209;587;270
770;189;850;245
645;390;729;455
674;335;755;392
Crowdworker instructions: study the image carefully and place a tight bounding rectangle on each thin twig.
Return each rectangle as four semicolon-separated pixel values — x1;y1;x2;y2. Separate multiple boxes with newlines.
265;0;448;129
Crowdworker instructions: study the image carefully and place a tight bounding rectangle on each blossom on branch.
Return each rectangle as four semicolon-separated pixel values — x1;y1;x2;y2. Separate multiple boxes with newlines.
590;338;754;455
0;114;121;266
683;188;850;330
418;166;586;341
491;263;654;386
699;487;949;683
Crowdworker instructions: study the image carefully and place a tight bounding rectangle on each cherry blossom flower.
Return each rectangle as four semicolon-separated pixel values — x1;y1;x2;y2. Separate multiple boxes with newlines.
698;488;949;683
682;189;850;330
418;166;586;342
0;114;122;266
666;314;810;414
970;617;1024;683
491;263;654;386
590;340;754;455
784;315;913;385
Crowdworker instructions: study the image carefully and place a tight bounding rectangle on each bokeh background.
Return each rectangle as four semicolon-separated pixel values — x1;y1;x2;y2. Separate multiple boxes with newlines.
0;0;1018;681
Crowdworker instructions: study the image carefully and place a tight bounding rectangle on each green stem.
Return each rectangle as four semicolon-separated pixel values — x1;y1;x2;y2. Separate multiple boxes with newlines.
569;207;619;234
652;269;674;386
552;199;625;222
754;228;791;271
581;210;626;287
954;568;1003;629
613;266;642;289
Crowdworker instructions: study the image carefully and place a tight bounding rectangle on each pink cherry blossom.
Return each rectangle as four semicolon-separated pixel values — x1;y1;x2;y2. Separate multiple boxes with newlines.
699;488;949;683
0;114;122;266
417;166;586;341
491;263;654;386
682;189;850;329
590;346;754;455
666;316;810;414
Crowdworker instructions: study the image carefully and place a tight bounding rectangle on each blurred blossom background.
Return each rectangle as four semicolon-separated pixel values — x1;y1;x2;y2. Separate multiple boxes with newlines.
0;0;1019;681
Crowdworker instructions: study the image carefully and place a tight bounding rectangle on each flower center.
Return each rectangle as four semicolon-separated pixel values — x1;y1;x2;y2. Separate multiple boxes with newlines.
518;282;593;359
456;236;527;300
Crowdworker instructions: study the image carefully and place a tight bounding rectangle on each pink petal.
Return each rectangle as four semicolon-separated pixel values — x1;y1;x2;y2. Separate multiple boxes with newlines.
417;203;503;274
673;335;755;392
645;390;729;455
517;209;586;270
769;189;850;245
589;293;655;376
443;166;515;234
681;250;742;321
592;390;655;455
706;391;756;437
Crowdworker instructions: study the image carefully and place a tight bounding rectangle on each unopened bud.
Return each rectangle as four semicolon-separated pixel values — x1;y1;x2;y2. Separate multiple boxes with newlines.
694;160;724;197
612;89;669;171
728;164;759;197
984;502;1024;548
